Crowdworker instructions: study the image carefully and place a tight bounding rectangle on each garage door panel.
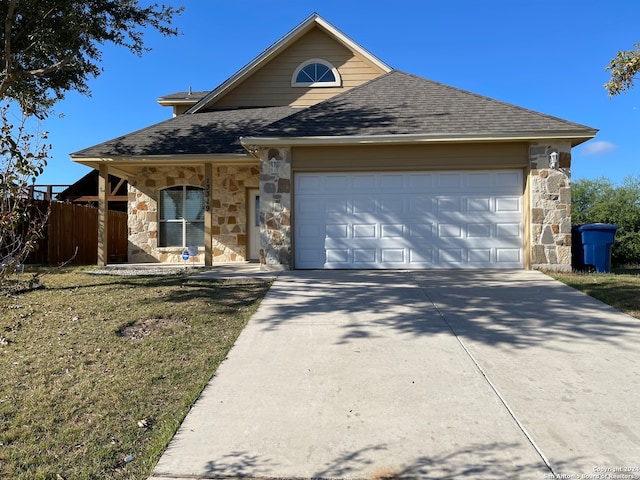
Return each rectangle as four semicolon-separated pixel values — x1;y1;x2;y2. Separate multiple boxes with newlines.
381;224;405;238
468;248;492;263
295;170;523;269
380;198;405;214
409;197;433;214
297;197;324;214
325;198;349;213
467;224;492;238
326;224;349;239
352;174;377;190
354;249;376;263
381;249;405;263
353;224;376;238
381;175;405;189
295;175;321;192
497;248;522;264
466;172;493;188
298;223;323;239
495;170;522;187
409;224;434;239
353;198;377;214
324;175;349;191
436;173;463;188
440;248;464;264
408;174;434;190
409;247;434;263
438;223;463;238
297;247;325;265
467;197;492;212
496;223;521;237
436;197;462;212
496;197;521;212
326;248;349;263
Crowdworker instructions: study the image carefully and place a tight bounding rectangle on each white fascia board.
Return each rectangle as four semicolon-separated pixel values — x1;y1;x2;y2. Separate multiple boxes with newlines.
157;98;200;106
240;131;598;147
313;16;391;73
70;153;256;165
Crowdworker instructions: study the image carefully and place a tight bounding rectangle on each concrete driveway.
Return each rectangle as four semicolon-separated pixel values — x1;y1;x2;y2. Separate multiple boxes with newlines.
150;270;640;480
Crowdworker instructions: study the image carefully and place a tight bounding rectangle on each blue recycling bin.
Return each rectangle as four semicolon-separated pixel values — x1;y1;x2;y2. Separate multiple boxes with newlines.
571;225;586;271
577;223;618;273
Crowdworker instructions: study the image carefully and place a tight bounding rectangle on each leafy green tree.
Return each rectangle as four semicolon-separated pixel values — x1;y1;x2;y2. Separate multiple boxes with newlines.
1;1;183;115
0;1;182;285
572;177;640;265
571;177;615;225
605;43;640;96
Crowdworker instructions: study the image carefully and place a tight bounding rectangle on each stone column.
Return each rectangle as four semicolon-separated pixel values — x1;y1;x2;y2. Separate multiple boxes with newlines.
259;147;291;269
529;141;572;271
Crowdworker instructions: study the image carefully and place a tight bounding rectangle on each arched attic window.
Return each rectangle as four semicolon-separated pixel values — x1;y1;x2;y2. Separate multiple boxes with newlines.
292;59;341;87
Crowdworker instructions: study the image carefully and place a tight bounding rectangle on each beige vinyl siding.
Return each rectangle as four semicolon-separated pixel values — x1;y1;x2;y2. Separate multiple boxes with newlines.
212;27;386;109
292;143;529;171
173;104;194;116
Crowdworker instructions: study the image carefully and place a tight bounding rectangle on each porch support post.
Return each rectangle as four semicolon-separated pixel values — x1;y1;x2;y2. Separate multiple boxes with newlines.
204;163;213;266
98;164;109;266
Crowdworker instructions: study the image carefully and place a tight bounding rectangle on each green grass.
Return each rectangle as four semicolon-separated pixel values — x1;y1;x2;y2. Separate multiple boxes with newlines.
0;267;271;480
549;267;640;320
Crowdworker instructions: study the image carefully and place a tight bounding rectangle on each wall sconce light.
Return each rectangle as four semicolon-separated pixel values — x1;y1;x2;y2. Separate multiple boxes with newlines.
270;156;278;173
549;151;559;169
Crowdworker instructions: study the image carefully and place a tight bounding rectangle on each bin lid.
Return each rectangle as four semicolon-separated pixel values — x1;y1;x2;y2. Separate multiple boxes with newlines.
577;223;619;231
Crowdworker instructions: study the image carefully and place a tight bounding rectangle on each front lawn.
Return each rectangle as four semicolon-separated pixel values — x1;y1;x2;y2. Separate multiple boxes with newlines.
549;268;640;320
0;268;270;480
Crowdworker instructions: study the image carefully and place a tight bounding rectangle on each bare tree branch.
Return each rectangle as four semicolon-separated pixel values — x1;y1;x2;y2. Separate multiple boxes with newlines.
1;0;16;98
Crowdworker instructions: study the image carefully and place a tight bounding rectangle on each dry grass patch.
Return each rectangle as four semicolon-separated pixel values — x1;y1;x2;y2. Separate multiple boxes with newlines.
550;268;640;320
0;267;270;480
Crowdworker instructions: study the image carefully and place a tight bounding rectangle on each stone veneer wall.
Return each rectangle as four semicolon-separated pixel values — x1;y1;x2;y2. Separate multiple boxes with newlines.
529;141;573;272
128;165;259;263
258;148;291;269
251;143;575;271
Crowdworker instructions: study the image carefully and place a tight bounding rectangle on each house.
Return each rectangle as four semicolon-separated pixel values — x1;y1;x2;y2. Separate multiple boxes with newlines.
71;13;597;271
56;170;128;213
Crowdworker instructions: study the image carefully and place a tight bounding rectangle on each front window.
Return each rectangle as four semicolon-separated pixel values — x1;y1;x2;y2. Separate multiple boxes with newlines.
159;186;204;247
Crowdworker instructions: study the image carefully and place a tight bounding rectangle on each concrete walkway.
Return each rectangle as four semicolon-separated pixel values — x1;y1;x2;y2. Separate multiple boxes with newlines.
150;270;640;480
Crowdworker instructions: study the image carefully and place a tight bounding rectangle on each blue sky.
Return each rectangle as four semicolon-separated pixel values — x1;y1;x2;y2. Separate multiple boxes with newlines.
37;0;640;186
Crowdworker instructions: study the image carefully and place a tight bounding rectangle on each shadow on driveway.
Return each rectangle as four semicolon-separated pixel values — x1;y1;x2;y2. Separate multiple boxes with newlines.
151;269;640;480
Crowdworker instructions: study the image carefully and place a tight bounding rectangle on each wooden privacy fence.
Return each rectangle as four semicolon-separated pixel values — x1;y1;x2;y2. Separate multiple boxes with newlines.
28;201;128;265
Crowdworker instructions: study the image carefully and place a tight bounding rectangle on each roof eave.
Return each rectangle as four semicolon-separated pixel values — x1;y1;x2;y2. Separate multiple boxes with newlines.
70;153;257;167
240;131;598;148
157;99;201;106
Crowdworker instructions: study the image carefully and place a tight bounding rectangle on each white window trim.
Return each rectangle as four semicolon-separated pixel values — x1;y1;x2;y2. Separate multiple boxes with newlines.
291;58;341;87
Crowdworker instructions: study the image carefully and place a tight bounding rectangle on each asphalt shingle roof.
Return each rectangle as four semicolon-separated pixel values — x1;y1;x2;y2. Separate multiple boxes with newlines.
157;91;209;102
255;71;596;137
74;71;595;158
72;106;299;157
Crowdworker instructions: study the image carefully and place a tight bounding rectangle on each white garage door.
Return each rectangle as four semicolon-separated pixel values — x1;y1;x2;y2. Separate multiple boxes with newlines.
294;170;523;269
